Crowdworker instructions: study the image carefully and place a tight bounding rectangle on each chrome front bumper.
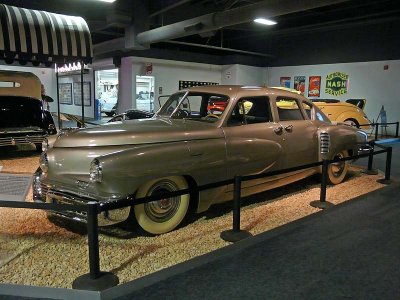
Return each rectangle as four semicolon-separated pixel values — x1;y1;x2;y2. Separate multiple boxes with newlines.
358;144;373;155
32;169;130;226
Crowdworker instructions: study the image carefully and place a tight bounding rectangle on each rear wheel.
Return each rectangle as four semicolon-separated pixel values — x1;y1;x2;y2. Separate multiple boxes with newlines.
132;176;190;235
344;118;359;127
327;150;349;185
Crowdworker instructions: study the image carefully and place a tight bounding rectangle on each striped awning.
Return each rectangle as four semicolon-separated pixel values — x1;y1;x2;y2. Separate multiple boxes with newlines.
0;4;92;66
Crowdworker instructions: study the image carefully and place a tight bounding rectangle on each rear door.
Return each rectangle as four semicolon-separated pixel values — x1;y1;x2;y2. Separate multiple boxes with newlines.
223;96;285;190
273;96;318;169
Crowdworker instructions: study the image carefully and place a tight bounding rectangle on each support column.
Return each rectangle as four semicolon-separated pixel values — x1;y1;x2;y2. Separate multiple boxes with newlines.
117;57;135;114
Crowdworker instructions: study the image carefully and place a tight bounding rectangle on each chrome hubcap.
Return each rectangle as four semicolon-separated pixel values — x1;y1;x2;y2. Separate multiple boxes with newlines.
144;180;180;223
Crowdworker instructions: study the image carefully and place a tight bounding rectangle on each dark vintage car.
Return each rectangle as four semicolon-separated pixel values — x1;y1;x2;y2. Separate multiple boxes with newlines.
35;85;370;235
108;109;154;122
0;71;56;151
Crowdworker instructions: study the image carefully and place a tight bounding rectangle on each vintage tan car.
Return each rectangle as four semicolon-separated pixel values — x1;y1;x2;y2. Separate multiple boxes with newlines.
35;85;369;235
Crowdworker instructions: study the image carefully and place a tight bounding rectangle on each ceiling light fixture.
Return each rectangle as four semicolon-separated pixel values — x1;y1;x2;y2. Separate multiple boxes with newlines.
97;0;116;3
254;18;277;26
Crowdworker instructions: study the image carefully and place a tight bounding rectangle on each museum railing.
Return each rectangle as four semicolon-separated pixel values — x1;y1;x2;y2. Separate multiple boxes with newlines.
0;141;393;291
359;121;399;140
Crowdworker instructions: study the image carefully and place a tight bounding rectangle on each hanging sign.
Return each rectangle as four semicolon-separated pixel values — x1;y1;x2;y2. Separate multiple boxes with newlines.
325;72;349;96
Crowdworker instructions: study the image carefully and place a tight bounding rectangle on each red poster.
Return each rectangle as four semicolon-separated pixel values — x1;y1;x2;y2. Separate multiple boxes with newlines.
308;76;321;97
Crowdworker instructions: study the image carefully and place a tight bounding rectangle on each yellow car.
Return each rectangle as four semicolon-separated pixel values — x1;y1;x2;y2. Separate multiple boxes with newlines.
312;99;371;129
271;88;371;129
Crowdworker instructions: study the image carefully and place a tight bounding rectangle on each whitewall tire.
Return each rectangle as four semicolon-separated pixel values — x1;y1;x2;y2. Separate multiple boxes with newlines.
132;176;190;235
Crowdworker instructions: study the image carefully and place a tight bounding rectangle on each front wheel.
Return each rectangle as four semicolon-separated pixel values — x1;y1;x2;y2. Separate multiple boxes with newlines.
131;176;190;235
327;150;349;185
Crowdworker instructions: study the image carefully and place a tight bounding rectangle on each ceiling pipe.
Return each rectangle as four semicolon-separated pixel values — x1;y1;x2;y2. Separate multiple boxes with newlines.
136;0;351;45
165;40;273;57
149;0;193;18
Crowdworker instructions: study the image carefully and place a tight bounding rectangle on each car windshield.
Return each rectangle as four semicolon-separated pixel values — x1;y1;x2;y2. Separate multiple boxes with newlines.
157;91;230;122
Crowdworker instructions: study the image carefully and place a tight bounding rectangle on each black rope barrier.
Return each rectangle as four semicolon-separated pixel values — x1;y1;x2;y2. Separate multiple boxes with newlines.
0;141;394;290
358;121;400;140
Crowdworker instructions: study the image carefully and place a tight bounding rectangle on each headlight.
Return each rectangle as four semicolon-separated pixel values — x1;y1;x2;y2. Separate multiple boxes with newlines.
42;138;49;152
39;152;48;173
89;159;103;182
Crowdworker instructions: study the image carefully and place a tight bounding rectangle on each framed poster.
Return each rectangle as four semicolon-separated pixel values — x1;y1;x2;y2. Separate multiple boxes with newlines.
280;77;291;88
308;76;321;97
294;76;306;95
58;83;72;105
73;82;91;106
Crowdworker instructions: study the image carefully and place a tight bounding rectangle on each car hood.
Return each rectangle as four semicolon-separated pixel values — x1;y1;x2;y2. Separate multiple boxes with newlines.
53;117;221;148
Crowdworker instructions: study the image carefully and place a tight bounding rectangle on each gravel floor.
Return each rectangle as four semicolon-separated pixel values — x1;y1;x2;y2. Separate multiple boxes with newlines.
0;146;385;289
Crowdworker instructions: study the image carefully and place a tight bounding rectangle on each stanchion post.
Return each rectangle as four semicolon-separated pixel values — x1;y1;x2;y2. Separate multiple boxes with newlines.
87;202;100;279
72;202;119;291
361;145;379;175
232;175;241;232
310;160;334;209
220;176;252;242
377;147;393;184
396;122;399;138
374;123;379;140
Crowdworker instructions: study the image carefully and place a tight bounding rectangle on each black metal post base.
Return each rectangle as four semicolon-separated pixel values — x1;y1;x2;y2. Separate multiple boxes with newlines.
310;200;335;209
376;179;393;185
360;169;379;175
72;272;119;291
220;229;252;243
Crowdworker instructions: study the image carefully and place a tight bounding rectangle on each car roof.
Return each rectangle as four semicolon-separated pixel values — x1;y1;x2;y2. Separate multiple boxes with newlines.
181;85;309;101
0;70;41;99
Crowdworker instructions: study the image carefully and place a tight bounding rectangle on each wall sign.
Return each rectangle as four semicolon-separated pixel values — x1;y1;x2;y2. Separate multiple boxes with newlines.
58;83;73;105
308;76;321;97
179;80;218;90
294;76;305;95
280;77;291;88
325;72;349;96
145;63;153;75
73;82;91;106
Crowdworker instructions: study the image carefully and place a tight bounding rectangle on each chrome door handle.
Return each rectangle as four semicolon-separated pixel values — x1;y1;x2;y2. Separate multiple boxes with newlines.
274;126;283;134
284;125;293;132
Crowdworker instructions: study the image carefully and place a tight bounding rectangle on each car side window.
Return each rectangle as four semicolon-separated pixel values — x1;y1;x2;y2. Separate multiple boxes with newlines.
228;96;271;126
276;97;304;121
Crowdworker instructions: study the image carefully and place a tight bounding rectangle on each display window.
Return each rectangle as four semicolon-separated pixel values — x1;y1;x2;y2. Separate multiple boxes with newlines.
95;69;119;117
136;76;155;112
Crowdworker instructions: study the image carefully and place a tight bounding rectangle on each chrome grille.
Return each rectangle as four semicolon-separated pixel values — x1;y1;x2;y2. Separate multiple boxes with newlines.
320;132;330;154
0;135;45;147
40;183;50;201
47;191;90;220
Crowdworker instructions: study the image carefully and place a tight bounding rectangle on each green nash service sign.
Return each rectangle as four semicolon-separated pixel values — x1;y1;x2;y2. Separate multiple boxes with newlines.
325;72;349;96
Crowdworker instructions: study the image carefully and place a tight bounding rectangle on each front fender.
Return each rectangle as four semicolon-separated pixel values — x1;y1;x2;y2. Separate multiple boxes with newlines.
96;138;227;199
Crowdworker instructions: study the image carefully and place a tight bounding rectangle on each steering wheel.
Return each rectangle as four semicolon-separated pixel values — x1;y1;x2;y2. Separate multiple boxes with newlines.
204;114;220;120
174;108;190;118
